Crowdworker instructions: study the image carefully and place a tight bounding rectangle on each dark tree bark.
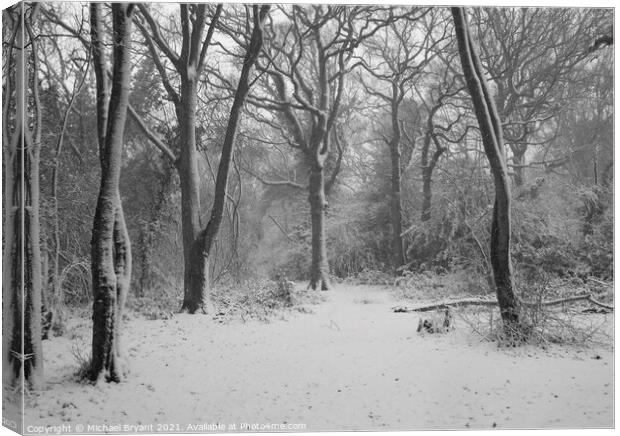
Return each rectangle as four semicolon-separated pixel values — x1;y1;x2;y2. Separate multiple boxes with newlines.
2;3;44;391
452;7;519;327
89;3;134;383
40;232;52;340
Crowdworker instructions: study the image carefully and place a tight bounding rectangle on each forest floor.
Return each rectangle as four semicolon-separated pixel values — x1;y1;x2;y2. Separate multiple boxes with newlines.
11;283;615;432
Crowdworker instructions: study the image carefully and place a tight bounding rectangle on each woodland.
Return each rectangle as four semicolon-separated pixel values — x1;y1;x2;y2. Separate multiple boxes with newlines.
1;2;615;431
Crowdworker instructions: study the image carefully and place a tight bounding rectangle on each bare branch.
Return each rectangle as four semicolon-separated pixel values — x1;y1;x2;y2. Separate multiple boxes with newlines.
127;104;178;163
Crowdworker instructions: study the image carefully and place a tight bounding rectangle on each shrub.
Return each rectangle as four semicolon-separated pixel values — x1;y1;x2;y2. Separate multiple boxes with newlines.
210;277;325;323
327;201;392;278
348;269;394;286
71;340;92;381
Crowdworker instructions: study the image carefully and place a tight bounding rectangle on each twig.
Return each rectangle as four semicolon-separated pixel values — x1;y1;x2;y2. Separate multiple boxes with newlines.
267;215;294;242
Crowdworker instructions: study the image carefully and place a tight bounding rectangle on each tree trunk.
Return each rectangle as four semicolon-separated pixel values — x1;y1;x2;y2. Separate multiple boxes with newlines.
178;77;209;314
510;143;527;187
452;7;519;327
421;174;432;222
48;138;64;339
5;109;45;391
179;5;271;312
180;229;209;314
420;133;445;222
89;3;134;383
387;81;406;272
389;141;405;270
420;132;433;222
2;3;44;391
308;162;330;290
137;227;151;297
40;234;52;340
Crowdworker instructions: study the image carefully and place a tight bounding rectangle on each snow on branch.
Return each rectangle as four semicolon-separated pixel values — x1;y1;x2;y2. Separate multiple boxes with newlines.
392;294;613;313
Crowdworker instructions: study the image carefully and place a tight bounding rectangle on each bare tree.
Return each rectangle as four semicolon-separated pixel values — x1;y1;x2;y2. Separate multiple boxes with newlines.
89;2;135;382
245;6;394;289
451;7;519;328
415;63;471;222
128;3;222;313
130;4;270;313
358;9;445;269
473;8;610;186
2;2;45;390
36;30;91;334
193;4;271;303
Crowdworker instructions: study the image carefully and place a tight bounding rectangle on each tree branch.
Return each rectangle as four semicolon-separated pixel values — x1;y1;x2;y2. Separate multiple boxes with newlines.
197;4;223;74
241;165;306;190
127;104;178;163
392;294;613;313
137;4;181;69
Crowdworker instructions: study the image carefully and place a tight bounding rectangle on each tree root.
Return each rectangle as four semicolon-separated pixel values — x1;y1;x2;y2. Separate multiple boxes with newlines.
392;293;613;313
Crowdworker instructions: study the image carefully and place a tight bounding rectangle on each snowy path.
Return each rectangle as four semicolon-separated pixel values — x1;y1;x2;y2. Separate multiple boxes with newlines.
23;284;613;431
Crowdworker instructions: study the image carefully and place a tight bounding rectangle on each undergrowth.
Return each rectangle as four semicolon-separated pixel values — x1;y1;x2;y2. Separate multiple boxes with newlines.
210;278;327;323
458;274;612;348
395;266;613;348
458;303;612;349
395;269;492;302
71;340;92;381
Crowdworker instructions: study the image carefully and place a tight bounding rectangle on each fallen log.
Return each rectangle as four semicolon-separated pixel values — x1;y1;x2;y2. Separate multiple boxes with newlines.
392;293;613;313
393;298;497;313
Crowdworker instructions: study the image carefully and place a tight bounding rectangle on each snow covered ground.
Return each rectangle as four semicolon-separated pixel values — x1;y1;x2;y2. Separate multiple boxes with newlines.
13;284;614;432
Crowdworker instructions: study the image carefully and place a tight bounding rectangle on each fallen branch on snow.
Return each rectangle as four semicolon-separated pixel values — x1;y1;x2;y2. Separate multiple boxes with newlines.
392;293;613;313
587;276;613;288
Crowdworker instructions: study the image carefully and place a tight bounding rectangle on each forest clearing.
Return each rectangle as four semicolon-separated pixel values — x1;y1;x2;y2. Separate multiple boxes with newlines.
2;2;614;433
12;283;614;431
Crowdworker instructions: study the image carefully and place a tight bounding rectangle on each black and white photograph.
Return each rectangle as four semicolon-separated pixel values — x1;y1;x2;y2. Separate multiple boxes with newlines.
1;1;615;433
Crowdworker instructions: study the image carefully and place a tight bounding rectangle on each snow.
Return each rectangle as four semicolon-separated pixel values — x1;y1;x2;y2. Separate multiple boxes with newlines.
12;284;614;432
